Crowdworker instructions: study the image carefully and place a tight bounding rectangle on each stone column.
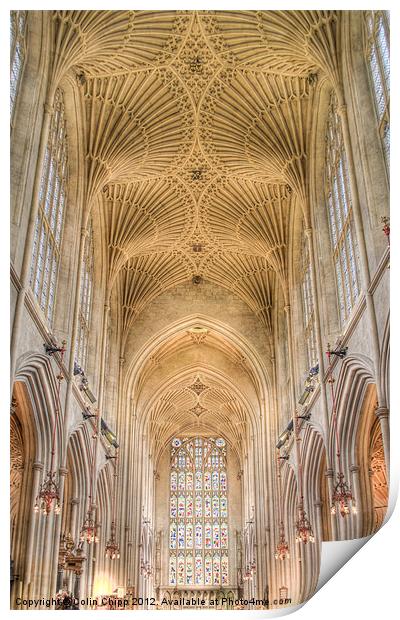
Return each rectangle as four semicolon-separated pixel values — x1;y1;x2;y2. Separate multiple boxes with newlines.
49;466;68;599
313;501;323;544
350;465;361;539
68;498;80;593
304;227;331;440
325;468;338;539
375;406;390;474
23;462;43;595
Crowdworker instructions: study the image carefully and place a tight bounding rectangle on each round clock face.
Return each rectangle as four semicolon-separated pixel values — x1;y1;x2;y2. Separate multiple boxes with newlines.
215;438;225;447
172;438;182;448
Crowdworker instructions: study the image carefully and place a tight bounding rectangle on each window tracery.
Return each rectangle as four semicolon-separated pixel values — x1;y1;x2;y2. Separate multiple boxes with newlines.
30;88;68;324
300;231;317;368
169;437;229;587
10;11;27;120
76;220;94;369
364;11;390;169
325;92;360;326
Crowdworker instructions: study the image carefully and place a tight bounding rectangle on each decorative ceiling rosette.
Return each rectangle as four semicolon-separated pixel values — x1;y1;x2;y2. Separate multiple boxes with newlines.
172;12;223;109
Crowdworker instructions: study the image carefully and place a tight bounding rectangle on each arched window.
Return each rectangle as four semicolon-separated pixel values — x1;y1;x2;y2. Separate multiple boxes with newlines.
300;231;317;369
30;88;68;324
364;11;390;169
76;220;94;369
169;437;228;587
325;92;360;326
10;11;27;120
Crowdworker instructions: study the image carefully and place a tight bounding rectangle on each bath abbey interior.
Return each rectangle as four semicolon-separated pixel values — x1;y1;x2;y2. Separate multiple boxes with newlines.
10;10;390;611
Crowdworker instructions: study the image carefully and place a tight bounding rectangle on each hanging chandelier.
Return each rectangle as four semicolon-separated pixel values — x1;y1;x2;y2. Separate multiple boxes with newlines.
275;523;290;560
331;472;357;517
295;499;315;544
34;470;61;515
105;450;120;560
326;346;356;518
34;341;66;515
293;411;315;544
80;510;99;544
105;521;120;559
274;450;290;560
80;410;99;544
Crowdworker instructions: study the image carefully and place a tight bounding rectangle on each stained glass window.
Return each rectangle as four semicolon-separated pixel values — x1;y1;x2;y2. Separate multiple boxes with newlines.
169;437;229;586
300;230;317;368
325;92;361;326
364;11;390;170
10;11;27;120
76;220;94;369
30;88;68;324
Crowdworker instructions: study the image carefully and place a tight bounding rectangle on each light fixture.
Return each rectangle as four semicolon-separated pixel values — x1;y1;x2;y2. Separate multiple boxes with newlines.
275;523;290;560
34;470;61;515
275;450;290;560
326;346;356;517
105;450;120;560
294;411;315;544
105;523;120;559
34;341;66;515
80;510;99;544
295;499;315;544
80;410;100;543
331;473;357;517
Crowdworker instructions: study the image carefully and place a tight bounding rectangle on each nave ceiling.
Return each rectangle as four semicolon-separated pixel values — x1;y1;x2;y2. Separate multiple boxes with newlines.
53;10;342;341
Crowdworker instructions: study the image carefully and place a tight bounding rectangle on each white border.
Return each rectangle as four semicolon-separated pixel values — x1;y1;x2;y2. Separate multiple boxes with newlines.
2;2;398;618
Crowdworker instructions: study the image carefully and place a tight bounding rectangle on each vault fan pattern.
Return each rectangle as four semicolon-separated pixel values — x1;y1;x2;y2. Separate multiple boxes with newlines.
50;10;345;336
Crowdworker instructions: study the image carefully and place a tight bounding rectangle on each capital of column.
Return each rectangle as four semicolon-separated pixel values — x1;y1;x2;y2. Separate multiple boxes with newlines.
43;102;54;115
119;356;125;366
80;227;88;239
350;465;360;474
304;227;313;239
59;467;68;477
71;497;80;506
33;461;44;472
325;468;334;479
314;501;323;509
283;304;291;314
375;405;389;421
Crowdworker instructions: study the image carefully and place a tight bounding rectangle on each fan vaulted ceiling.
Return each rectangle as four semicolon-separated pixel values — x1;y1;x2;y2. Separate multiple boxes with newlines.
54;10;340;336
